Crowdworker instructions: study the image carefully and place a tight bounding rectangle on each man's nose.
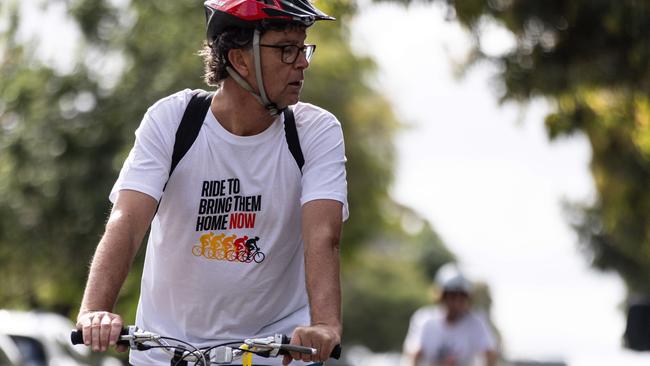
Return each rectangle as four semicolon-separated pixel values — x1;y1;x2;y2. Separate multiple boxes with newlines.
294;50;310;69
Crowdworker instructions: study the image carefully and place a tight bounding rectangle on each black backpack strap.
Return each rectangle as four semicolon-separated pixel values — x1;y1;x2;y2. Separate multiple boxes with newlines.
164;93;300;192
157;90;212;212
168;90;214;182
283;107;304;172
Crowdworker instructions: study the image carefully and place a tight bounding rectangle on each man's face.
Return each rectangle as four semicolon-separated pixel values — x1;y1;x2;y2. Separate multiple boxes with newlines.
442;291;470;318
254;27;310;108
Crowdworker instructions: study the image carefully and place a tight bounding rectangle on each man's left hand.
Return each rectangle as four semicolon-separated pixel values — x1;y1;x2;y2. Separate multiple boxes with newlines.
282;324;341;365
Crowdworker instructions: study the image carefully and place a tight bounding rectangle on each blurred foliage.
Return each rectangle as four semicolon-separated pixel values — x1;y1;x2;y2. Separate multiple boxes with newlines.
0;0;453;352
384;0;650;295
343;251;431;351
343;202;453;351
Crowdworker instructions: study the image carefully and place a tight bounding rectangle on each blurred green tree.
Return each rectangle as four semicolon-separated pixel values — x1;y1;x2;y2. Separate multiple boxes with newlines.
0;0;453;351
384;0;650;295
342;202;454;351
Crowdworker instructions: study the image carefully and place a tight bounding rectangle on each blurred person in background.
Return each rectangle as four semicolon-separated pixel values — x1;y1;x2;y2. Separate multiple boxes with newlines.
403;263;497;366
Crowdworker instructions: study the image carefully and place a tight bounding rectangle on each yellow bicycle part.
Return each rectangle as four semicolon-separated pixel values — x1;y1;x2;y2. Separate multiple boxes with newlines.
240;344;253;366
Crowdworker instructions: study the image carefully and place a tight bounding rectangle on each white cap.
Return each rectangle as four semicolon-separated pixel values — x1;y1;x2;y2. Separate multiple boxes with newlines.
435;263;473;294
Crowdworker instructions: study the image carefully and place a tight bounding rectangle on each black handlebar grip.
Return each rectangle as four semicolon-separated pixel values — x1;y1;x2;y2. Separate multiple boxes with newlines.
70;329;84;345
330;344;342;359
70;328;130;346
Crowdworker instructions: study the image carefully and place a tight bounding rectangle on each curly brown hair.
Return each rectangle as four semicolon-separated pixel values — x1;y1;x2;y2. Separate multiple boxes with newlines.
199;27;254;87
200;23;307;87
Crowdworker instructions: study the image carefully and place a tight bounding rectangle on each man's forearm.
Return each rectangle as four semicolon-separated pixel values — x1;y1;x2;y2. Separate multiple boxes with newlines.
79;230;138;314
402;350;421;366
302;199;343;333
79;190;156;315
485;350;498;366
305;234;342;332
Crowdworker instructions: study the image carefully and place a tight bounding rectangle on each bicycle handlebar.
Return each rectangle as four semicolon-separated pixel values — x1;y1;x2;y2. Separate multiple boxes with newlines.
278;334;342;359
71;327;341;360
70;328;129;346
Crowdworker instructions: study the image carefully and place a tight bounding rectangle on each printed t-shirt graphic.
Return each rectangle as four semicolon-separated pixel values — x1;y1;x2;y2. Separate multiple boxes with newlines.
193;178;265;263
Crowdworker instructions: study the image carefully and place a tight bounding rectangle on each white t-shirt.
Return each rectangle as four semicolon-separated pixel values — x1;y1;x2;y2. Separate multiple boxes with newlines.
403;306;438;356
405;307;496;366
110;89;348;365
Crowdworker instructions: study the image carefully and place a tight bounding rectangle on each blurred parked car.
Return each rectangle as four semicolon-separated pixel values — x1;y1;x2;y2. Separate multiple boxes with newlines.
0;310;121;366
0;333;22;366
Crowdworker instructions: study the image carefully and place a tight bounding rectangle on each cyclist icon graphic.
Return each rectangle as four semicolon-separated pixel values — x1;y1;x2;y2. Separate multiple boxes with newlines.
192;233;266;263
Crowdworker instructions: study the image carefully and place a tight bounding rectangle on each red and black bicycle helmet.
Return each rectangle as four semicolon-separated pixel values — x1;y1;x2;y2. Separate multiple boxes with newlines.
204;0;334;42
203;0;334;115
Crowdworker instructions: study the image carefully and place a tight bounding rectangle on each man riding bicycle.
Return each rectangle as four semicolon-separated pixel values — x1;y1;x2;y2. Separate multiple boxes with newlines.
75;1;348;365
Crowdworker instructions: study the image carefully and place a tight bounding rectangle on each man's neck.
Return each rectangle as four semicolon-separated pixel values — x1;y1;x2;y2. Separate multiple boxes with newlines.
210;80;277;136
445;310;468;324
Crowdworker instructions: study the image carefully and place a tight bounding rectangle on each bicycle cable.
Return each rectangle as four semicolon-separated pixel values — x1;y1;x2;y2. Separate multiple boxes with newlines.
158;336;208;366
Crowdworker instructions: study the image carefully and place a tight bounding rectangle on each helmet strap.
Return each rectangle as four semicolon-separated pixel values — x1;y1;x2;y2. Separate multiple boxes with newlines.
252;29;272;110
224;29;283;116
225;66;266;106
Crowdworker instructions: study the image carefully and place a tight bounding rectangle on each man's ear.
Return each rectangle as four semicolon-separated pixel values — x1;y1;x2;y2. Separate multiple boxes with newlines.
228;48;251;77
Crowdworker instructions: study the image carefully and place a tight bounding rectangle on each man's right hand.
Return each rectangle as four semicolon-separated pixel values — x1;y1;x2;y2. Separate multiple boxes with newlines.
76;311;127;352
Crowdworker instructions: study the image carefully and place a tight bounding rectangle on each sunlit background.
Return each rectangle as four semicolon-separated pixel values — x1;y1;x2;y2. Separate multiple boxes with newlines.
353;2;650;365
2;1;650;365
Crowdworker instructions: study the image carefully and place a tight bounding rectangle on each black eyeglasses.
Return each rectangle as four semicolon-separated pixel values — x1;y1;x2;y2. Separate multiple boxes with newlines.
259;44;316;64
